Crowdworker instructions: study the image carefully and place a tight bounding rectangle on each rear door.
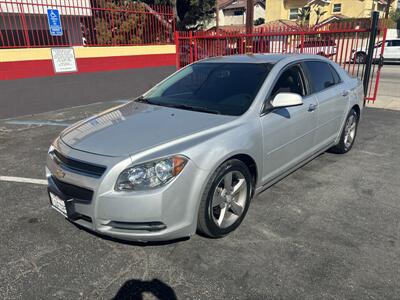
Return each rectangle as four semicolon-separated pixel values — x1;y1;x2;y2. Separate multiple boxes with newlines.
303;61;349;149
384;40;400;60
260;63;319;184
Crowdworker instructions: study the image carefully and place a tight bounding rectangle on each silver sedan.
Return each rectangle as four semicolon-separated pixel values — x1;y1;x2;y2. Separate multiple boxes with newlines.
46;54;364;241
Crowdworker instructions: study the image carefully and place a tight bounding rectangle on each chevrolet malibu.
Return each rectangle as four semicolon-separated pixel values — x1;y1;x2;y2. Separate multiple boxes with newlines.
46;54;363;241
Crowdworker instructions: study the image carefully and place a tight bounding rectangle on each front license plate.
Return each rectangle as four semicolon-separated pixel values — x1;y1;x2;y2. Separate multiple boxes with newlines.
49;192;67;215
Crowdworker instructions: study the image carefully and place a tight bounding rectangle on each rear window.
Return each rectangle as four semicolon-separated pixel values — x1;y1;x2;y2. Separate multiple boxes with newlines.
304;61;337;93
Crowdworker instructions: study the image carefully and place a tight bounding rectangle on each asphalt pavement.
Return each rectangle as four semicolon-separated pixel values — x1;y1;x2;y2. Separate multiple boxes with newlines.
0;66;175;119
0;103;399;299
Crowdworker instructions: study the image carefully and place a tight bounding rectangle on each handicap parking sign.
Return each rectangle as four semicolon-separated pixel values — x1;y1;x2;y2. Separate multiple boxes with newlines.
47;9;63;36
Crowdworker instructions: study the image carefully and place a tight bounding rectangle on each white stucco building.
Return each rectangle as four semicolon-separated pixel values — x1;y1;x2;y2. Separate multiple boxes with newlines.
206;0;266;29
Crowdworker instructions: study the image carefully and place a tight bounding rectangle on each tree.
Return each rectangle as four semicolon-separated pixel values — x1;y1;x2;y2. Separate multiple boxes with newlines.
254;17;265;26
390;8;400;23
313;5;327;26
175;0;216;29
385;0;395;19
390;8;400;30
142;0;215;29
297;7;310;27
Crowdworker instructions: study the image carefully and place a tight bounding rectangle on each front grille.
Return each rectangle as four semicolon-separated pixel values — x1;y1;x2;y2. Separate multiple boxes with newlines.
52;150;106;178
52;176;93;203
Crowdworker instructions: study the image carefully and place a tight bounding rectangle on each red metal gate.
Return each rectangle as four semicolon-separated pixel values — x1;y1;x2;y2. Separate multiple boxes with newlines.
175;20;387;102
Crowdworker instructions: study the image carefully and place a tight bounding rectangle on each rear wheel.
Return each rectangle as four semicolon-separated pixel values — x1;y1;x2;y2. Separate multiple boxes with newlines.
197;159;252;238
330;109;359;154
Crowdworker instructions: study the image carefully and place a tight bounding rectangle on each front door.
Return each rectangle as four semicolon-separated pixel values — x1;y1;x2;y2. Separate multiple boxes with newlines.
260;64;319;184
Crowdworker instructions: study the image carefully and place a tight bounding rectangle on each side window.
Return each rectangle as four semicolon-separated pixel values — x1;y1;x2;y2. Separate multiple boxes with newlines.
270;65;306;99
329;65;341;84
392;40;400;46
304;61;335;93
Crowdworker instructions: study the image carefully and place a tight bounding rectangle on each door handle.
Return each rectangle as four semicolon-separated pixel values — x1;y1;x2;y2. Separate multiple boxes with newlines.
308;103;318;112
342;90;349;97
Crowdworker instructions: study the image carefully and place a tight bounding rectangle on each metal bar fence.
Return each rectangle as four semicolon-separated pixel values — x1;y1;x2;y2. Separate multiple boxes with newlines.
176;20;387;102
0;0;175;48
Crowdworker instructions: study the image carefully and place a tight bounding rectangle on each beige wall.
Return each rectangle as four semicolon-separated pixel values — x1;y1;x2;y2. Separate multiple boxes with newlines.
266;0;399;24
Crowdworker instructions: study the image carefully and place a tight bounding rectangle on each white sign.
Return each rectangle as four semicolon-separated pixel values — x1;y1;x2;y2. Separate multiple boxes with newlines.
51;48;77;73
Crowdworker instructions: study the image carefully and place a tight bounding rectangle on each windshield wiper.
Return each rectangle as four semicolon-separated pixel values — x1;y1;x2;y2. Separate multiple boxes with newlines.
135;98;221;114
164;103;221;115
135;96;151;103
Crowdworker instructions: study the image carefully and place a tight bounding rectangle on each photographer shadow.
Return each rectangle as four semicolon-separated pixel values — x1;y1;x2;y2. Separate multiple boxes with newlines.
113;278;177;300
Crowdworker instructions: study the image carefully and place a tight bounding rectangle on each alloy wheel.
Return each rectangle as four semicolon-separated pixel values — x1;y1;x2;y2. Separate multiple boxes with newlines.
211;171;248;229
344;114;357;149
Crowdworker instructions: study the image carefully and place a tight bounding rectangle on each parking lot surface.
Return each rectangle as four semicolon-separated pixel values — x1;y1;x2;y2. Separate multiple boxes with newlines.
0;103;399;299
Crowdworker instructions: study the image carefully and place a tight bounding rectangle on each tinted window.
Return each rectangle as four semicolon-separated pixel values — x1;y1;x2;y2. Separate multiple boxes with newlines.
298;39;336;48
143;63;272;116
304;61;336;93
330;65;341;84
271;65;306;98
391;40;400;46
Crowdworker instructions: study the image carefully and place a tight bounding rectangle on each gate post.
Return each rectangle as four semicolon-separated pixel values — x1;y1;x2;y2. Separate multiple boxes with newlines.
189;31;193;63
174;31;180;69
363;11;379;103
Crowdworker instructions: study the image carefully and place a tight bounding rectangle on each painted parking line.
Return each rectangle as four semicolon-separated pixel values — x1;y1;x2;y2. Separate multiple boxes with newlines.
5;120;71;127
113;99;132;104
0;176;47;185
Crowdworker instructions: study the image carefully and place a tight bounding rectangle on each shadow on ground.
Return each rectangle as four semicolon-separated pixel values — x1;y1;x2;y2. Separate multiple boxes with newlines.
113;279;177;300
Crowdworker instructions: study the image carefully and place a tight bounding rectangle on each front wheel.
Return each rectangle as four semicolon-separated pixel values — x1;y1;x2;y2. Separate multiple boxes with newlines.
197;159;252;238
329;109;359;154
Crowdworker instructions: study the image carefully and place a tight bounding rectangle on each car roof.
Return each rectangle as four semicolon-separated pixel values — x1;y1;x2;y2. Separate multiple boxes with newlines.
197;53;328;64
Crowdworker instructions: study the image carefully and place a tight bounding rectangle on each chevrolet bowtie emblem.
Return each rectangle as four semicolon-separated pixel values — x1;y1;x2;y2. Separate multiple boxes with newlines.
55;168;65;178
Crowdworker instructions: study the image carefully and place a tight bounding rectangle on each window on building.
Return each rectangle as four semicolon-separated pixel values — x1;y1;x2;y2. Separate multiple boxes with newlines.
289;8;299;20
234;10;244;16
333;3;341;13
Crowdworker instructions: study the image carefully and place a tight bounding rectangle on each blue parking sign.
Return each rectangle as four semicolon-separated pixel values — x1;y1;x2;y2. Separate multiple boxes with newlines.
47;9;63;36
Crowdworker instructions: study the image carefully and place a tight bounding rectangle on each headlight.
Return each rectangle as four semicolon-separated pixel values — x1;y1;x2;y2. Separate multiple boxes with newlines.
115;155;188;191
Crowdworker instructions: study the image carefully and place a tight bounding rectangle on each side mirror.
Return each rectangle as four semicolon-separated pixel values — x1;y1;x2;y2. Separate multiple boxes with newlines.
271;92;303;109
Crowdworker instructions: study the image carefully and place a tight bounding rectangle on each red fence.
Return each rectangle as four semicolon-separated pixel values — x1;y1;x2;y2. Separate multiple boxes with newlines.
0;0;175;48
176;21;387;102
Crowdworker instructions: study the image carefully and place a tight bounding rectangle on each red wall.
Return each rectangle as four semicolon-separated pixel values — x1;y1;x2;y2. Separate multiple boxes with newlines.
0;53;175;80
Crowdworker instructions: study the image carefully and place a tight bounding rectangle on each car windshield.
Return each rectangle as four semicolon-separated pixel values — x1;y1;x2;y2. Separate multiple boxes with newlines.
140;62;273;116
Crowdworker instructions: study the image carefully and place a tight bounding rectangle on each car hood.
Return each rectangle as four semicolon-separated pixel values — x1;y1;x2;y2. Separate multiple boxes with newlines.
60;101;234;157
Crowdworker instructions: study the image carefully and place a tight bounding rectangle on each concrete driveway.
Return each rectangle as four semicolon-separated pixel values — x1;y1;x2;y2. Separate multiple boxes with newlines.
367;63;400;110
0;103;399;299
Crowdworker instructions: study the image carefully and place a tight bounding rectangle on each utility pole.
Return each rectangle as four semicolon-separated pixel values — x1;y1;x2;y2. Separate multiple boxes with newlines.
245;0;254;34
216;0;219;30
245;0;254;53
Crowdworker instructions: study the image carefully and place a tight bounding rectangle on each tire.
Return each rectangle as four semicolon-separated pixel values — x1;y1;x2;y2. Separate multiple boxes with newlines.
329;109;359;154
355;52;367;64
197;159;252;238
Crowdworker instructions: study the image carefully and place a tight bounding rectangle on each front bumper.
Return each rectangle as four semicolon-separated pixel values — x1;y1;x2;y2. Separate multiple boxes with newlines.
46;141;208;242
